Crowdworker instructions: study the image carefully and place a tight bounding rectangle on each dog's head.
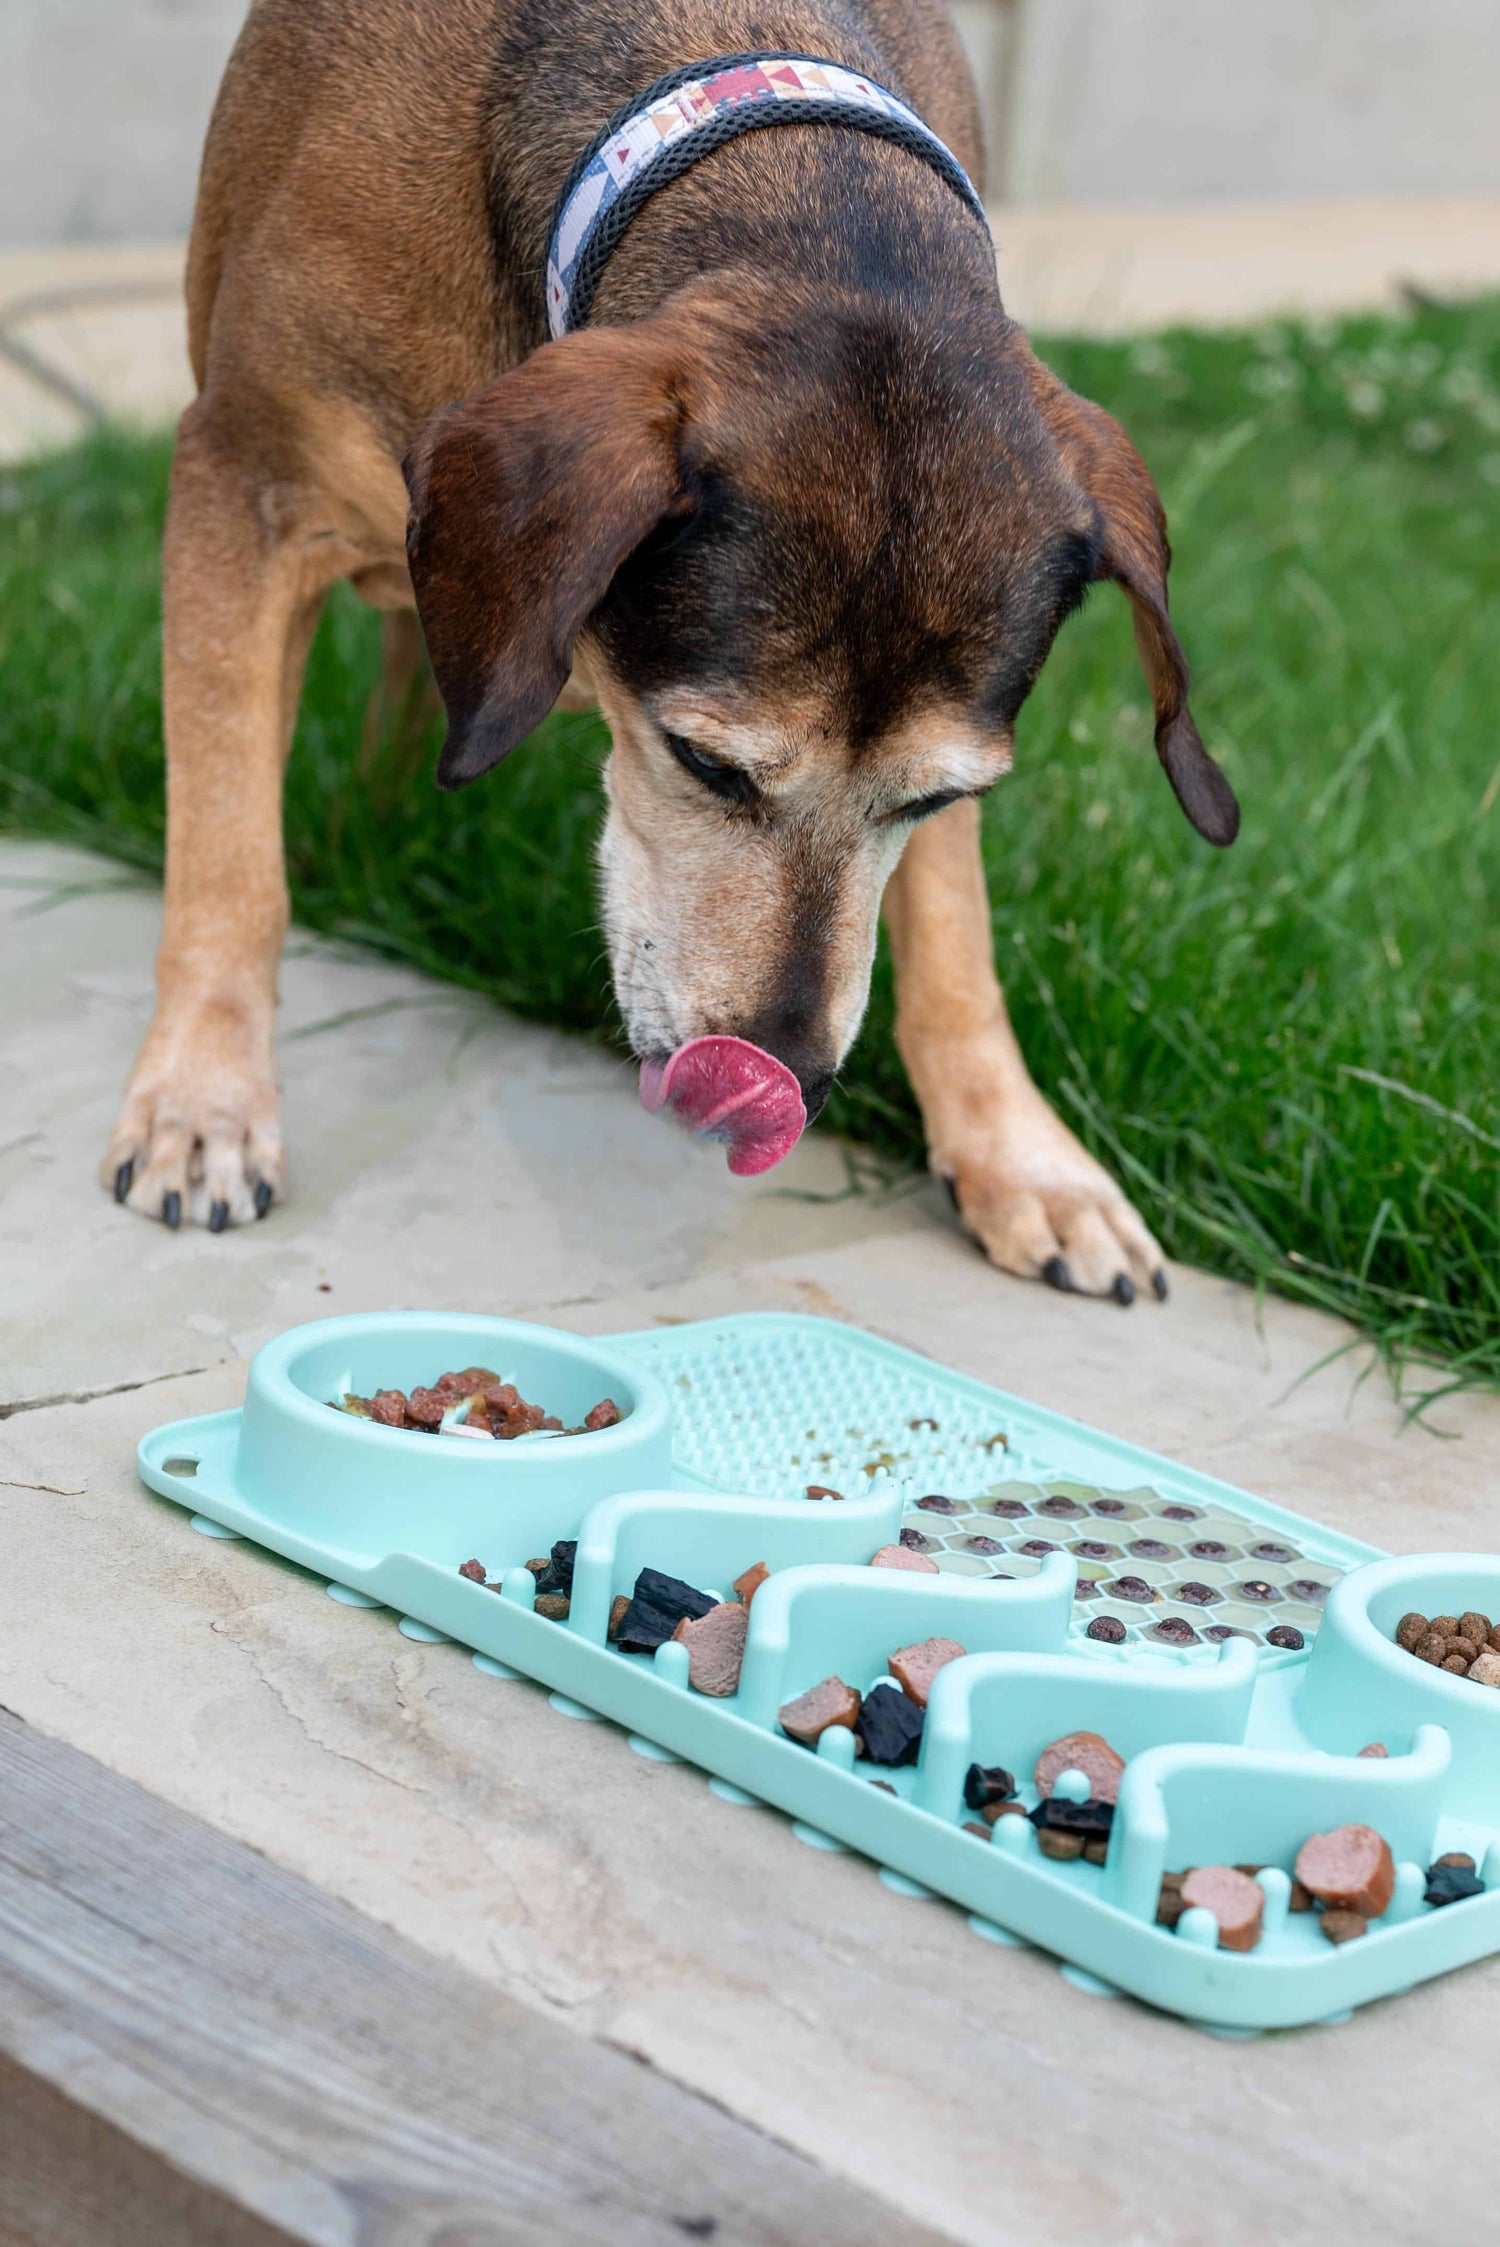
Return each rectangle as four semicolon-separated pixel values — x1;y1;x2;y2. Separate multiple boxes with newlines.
403;279;1236;1158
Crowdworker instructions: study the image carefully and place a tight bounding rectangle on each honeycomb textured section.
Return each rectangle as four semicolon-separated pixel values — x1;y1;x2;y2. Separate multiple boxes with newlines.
617;1319;1351;1661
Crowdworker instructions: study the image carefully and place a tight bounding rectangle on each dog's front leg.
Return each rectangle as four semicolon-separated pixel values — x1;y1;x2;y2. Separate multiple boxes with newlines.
102;405;326;1229
884;799;1167;1303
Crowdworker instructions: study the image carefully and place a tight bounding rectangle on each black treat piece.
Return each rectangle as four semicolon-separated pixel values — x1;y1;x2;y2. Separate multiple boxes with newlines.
858;1683;925;1766
1289;1579;1331;1605
1092;1498;1127;1515
1176;1581;1218;1606
900;1526;938;1552
1203;1624;1253;1641
1266;1624;1306;1650
964;1762;1018;1810
1250;1542;1296;1562
1425;1861;1486;1907
1039;1495;1087;1518
1111;1575;1156;1602
1087;1615;1127;1643
962;1533;1005;1555
1075;1540;1118;1561
1189;1540;1229;1560
1072;1578;1102;1599
614;1567;717;1655
916;1493;958;1514
532;1539;577;1598
1153;1616;1199;1645
1161;1505;1199;1522
1130;1538;1172;1559
1018;1538;1058;1558
1031;1796;1115;1840
988;1498;1031;1518
1237;1579;1280;1603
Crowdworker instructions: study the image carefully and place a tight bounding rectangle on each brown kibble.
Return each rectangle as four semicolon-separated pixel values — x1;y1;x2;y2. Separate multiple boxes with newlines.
534;1592;570;1621
1414;1632;1449;1665
888;1636;967;1708
1358;1742;1388;1757
1430;1616;1462;1639
1181;1865;1265;1952
608;1593;630;1641
805;1483;843;1501
1489;1627;1500;1655
672;1601;749;1697
458;1557;487;1584
1156;1881;1188;1927
1295;1824;1396;1918
981;1798;1030;1826
1449;1636;1480;1664
1289;1878;1315;1912
1234;1863;1267;1877
1436;1852;1477;1871
1320;1909;1368;1945
584;1397;621;1432
778;1675;862;1745
870;1543;940;1573
733;1560;769;1606
1443;1654;1471;1674
1460;1611;1492;1647
1038;1828;1085;1861
525;1556;550;1577
964;1821;991;1839
366;1389;408;1427
1083;1838;1110;1865
1395;1611;1429;1651
1034;1730;1127;1806
870;1780;897;1794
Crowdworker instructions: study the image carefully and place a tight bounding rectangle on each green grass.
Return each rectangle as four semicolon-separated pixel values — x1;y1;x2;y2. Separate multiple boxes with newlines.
3;296;1499;1393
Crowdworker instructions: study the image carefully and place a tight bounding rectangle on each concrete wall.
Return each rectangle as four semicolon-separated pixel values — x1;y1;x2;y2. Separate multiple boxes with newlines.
3;0;1500;245
994;0;1500;205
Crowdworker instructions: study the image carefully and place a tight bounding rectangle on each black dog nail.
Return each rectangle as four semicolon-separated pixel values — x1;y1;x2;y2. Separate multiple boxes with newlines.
1113;1272;1136;1307
208;1199;229;1234
162;1190;182;1230
1042;1255;1073;1292
113;1158;134;1204
254;1180;273;1219
1153;1268;1170;1301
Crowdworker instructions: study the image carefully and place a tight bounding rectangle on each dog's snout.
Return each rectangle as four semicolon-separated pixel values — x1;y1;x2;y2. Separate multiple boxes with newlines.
798;1070;834;1124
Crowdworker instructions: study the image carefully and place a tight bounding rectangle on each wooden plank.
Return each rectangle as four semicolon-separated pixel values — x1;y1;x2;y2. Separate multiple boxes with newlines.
0;1711;949;2247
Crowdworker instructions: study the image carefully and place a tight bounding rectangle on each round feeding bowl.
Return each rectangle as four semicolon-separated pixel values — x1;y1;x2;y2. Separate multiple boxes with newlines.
231;1312;673;1568
1297;1552;1500;1819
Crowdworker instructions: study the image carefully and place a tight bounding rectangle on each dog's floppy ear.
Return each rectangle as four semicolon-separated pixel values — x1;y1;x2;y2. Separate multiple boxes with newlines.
1021;349;1239;846
403;321;693;789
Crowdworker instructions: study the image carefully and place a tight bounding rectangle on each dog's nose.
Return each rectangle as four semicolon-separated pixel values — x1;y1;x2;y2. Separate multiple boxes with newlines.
799;1071;835;1124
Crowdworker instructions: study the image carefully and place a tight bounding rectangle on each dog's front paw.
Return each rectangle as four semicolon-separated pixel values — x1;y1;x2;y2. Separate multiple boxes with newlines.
101;1005;282;1231
936;1084;1166;1306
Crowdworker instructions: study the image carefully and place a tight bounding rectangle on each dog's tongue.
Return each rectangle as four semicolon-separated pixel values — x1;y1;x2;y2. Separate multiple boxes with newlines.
639;1036;807;1176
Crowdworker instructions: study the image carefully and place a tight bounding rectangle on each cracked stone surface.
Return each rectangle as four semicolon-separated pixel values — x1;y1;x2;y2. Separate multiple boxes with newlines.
4;834;1500;2245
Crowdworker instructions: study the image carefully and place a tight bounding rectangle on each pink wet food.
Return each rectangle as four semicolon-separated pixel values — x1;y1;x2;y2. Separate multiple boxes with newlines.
640;1036;807;1176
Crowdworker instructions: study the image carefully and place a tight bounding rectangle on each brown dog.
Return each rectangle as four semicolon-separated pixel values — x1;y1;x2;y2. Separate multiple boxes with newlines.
102;0;1238;1301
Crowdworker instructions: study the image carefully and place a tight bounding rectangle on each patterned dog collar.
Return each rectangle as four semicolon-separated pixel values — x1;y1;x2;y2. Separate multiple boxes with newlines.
545;50;990;338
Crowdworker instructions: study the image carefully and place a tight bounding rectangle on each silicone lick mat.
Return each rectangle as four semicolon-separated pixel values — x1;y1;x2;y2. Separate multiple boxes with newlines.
138;1310;1500;2034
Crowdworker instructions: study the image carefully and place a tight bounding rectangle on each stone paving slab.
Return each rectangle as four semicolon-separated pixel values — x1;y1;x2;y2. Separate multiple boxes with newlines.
4;833;1500;2243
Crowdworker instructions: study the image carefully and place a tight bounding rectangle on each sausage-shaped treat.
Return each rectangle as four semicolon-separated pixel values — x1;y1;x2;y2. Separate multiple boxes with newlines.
1294;1824;1396;1918
888;1636;967;1708
673;1601;750;1697
869;1543;940;1574
778;1676;862;1746
1180;1865;1265;1952
1034;1730;1127;1805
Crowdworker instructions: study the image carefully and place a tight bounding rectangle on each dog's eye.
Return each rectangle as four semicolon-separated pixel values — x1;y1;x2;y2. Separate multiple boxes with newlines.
891;788;968;825
664;732;758;805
